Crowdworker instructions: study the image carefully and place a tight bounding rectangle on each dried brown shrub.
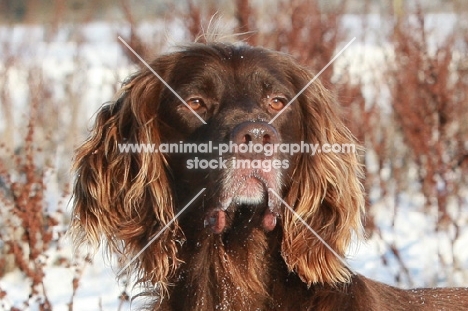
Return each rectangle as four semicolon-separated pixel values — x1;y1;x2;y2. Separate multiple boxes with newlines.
390;9;468;225
0;91;56;310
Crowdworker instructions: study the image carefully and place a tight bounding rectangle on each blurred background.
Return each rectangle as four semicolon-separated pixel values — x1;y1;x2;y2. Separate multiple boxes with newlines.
1;0;468;310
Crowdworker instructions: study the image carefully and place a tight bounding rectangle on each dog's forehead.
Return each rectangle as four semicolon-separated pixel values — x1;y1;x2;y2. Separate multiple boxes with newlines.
175;44;285;78
168;44;294;98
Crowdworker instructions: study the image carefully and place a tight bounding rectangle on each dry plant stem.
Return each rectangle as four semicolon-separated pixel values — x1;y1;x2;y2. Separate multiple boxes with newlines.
67;254;91;311
235;0;257;45
0;68;60;310
392;10;457;225
119;0;150;62
186;0;203;41
388;7;468;285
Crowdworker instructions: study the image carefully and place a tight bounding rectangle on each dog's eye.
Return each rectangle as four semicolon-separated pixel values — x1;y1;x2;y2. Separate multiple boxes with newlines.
269;97;286;111
186;98;204;111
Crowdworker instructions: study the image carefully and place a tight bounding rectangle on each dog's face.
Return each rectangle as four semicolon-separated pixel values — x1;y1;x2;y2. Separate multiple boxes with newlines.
72;43;364;292
156;45;304;234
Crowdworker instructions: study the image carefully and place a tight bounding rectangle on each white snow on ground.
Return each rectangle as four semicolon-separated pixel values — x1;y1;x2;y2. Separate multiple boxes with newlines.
1;15;467;310
0;249;125;311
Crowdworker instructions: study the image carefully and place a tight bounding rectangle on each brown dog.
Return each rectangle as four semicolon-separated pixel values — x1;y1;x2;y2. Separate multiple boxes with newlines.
71;43;468;310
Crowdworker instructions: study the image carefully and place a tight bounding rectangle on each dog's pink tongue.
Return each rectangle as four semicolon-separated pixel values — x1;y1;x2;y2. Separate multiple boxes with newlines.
206;209;226;234
262;210;277;231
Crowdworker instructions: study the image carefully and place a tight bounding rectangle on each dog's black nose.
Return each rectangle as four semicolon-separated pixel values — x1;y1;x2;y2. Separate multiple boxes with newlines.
230;122;279;158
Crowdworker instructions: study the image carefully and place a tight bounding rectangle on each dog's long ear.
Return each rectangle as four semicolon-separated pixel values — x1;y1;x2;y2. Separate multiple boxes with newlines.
280;63;365;286
71;56;182;291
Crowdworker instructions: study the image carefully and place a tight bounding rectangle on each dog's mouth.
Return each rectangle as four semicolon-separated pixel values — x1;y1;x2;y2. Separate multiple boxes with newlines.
204;169;282;234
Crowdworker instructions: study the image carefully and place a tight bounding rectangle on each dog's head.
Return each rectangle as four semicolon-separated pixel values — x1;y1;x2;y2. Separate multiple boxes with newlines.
72;43;364;290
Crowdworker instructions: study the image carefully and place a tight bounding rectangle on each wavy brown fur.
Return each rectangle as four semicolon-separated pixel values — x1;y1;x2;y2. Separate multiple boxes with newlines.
71;43;468;310
72;55;184;292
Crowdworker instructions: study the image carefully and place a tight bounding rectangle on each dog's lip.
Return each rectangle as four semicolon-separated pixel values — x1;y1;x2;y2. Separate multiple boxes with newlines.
204;172;282;234
233;176;268;204
219;173;270;211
